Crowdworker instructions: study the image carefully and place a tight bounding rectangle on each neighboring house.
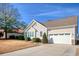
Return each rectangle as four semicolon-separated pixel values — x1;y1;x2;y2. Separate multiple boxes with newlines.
0;29;24;39
24;16;78;45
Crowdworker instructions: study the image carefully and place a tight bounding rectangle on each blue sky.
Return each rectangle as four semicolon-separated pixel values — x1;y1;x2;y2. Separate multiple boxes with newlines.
12;3;79;33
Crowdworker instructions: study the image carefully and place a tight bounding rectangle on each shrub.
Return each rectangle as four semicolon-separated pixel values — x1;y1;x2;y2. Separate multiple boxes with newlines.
76;40;79;45
32;38;41;42
26;37;31;41
42;33;48;43
17;35;24;40
9;35;16;39
16;36;18;39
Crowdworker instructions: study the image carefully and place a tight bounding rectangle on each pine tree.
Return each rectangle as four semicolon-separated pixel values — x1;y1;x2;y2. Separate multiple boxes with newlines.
42;33;48;43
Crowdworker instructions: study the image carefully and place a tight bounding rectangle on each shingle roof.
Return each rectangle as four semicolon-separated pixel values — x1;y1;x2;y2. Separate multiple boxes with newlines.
43;16;78;29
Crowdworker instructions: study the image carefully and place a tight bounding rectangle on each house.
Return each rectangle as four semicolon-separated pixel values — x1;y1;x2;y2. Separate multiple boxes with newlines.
24;16;78;45
0;29;24;39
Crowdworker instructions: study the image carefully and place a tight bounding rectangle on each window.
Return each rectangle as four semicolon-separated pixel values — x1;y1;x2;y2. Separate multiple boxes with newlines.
30;32;32;37
30;32;31;37
28;32;30;37
65;33;70;35
40;31;42;37
27;32;31;37
54;34;58;36
27;32;29;37
27;32;34;37
32;32;34;37
59;33;64;35
26;32;28;37
49;34;53;36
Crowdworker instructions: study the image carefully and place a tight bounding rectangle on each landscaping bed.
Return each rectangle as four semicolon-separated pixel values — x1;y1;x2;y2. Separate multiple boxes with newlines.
0;40;38;54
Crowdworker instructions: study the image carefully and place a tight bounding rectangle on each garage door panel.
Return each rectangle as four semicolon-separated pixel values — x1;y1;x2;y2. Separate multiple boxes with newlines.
49;34;71;44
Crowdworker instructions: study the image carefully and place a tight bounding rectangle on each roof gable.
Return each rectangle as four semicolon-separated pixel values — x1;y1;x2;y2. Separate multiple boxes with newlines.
24;19;47;32
24;19;36;32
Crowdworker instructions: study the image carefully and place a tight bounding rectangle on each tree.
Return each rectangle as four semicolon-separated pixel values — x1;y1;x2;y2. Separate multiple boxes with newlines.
0;3;26;39
42;33;48;43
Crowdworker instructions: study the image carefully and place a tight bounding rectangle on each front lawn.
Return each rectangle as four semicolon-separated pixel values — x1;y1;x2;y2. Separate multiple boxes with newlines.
0;40;37;54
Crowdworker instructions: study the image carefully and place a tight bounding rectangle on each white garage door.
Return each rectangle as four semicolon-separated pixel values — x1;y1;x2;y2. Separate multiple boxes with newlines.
49;33;71;44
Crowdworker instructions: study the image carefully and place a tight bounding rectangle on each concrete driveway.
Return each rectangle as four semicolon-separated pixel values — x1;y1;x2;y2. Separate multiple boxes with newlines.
0;44;75;56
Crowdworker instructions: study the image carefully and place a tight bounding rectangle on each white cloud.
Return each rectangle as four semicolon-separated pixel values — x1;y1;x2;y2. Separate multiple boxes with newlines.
34;8;79;17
